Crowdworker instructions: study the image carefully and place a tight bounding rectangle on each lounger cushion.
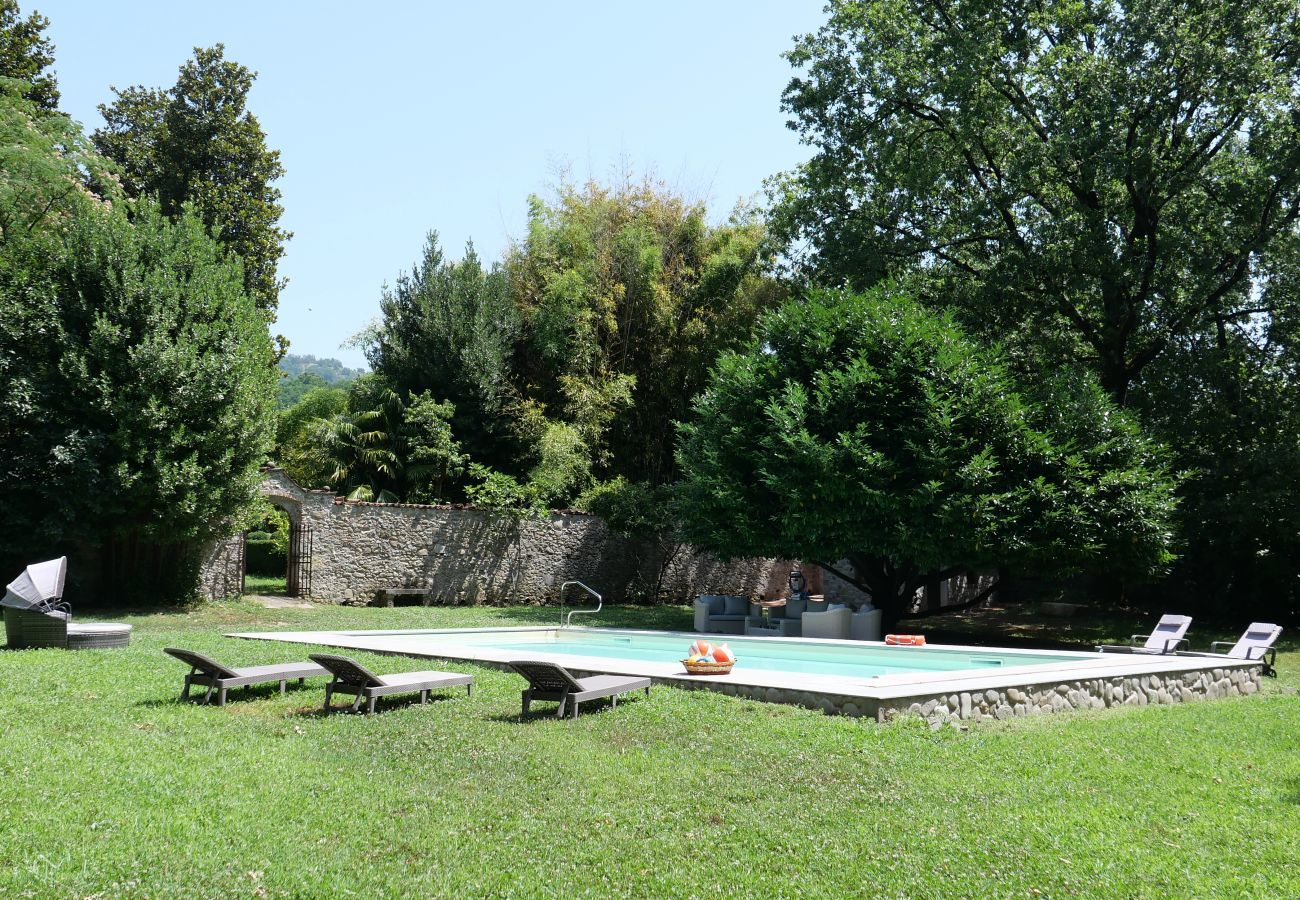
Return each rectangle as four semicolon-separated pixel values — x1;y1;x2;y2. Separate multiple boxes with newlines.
722;596;748;616
68;623;132;635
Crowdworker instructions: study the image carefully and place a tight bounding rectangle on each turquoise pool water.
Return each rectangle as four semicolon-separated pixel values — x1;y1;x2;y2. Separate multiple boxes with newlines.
350;628;1088;679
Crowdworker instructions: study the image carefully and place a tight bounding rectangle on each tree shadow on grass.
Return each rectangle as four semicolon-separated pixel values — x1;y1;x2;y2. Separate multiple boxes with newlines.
485;694;647;724
135;680;322;708
1283;777;1300;806
284;692;466;718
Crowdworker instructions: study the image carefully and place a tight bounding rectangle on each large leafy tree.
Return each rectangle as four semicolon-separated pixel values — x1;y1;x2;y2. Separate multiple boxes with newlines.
676;288;1178;630
775;0;1300;405
0;0;58;110
0;200;277;601
93;44;290;321
508;177;785;485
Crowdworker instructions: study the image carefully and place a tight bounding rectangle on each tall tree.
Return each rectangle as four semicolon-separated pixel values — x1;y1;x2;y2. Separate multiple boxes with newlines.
366;233;522;474
508;177;785;485
0;200;277;602
676;288;1178;630
94;44;290;321
775;0;1300;405
0;0;58;110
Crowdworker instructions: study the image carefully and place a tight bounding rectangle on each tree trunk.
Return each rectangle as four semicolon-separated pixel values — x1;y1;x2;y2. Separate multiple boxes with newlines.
839;554;919;633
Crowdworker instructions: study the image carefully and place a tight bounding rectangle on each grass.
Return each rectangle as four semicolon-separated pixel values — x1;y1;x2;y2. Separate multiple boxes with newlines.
0;601;1296;897
242;573;287;595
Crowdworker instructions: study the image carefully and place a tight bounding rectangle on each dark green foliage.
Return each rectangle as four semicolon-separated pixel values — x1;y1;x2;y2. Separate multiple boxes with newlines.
0;201;276;601
0;0;57;110
319;376;467;504
276;372;331;408
273;385;350;489
360;181;784;508
676;288;1178;628
94;45;290;321
366;233;522;473
244;506;289;575
1136;326;1300;620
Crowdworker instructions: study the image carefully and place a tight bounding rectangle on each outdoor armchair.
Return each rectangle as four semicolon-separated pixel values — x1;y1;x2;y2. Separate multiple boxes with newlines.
693;594;749;634
1097;614;1192;655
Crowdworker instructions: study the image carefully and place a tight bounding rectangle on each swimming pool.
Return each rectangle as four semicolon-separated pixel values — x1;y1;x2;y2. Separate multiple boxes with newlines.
344;627;1086;679
231;624;1261;723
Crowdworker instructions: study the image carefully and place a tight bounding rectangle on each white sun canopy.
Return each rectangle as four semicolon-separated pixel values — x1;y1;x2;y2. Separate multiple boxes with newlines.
2;556;68;610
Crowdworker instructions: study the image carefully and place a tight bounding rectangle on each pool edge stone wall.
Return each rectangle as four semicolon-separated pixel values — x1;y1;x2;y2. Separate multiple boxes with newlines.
661;662;1263;725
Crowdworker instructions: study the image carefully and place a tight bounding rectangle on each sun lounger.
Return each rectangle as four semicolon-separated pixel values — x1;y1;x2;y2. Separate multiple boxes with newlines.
309;653;473;714
1097;614;1192;655
1177;622;1283;677
509;660;651;718
165;647;329;706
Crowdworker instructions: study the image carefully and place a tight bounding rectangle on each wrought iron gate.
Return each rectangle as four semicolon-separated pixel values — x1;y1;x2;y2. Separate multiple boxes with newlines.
287;524;313;597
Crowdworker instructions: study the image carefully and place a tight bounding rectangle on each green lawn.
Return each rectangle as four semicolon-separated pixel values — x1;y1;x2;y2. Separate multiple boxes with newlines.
242;573;287;595
1;601;1296;897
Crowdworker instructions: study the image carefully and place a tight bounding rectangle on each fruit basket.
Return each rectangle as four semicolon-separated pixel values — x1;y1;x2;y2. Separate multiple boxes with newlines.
681;657;735;675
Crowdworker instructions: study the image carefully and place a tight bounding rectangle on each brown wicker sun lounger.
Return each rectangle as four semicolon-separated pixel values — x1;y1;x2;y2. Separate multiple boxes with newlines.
509;660;651;719
309;653;473;714
165;647;329;706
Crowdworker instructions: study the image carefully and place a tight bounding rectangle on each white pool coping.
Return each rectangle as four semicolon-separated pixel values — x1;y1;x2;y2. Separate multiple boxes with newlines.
228;625;1257;704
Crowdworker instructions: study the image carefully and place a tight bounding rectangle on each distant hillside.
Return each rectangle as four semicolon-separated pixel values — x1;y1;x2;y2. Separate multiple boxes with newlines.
277;354;365;383
276;355;365;408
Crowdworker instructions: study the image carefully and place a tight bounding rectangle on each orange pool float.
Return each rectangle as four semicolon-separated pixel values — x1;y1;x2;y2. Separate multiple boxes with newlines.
884;634;926;646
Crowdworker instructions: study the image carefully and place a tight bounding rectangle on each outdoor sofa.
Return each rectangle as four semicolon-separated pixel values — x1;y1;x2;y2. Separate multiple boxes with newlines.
4;606;132;650
4;556;132;650
510;660;650;719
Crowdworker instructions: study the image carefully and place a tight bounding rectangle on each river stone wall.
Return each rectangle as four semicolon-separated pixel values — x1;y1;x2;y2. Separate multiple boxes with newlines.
667;662;1263;724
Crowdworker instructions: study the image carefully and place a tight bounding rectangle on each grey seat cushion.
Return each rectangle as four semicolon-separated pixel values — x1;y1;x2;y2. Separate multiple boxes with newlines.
709;614;747;622
699;595;725;615
722;595;749;616
785;597;807;619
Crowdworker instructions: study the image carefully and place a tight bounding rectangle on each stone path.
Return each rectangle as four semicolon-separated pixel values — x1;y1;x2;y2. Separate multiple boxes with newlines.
247;594;315;610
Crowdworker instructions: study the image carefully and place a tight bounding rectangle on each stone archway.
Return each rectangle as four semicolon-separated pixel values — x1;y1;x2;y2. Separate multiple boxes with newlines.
250;469;311;598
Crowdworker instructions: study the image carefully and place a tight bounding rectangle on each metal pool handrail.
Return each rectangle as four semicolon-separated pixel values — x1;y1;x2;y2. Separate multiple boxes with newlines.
560;580;602;627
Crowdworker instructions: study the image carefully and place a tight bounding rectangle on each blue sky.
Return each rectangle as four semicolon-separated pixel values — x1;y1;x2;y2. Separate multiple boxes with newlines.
39;1;824;367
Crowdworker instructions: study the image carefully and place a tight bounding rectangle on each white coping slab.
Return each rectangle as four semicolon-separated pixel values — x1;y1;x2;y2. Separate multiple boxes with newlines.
229;625;1257;703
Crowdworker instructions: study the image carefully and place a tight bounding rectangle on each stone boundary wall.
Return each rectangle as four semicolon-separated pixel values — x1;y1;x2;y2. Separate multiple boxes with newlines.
199;469;778;605
198;535;244;602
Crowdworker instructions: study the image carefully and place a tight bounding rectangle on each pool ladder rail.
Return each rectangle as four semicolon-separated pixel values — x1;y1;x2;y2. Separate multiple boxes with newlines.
559;580;602;627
